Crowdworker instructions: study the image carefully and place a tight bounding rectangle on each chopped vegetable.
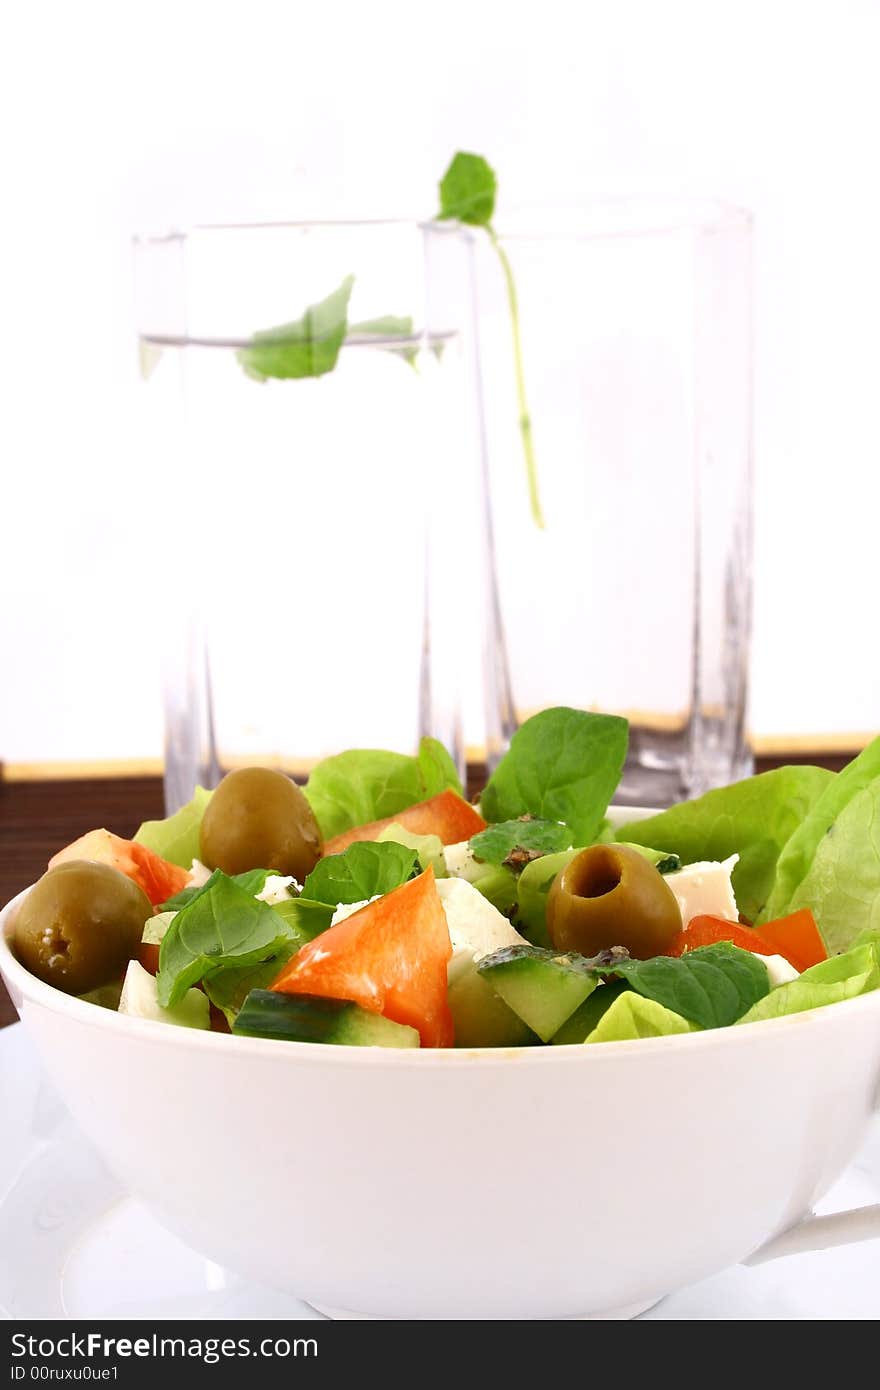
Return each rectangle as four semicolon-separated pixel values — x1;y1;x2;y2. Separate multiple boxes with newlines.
134;787;213;869
323;789;485;856
49;828;188;907
271;868;454;1047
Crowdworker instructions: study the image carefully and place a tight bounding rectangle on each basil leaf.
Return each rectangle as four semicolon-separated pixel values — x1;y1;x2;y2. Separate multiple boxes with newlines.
304;736;461;841
157;874;296;1008
135;786;212;869
237;275;354;382
607;943;769;1030
268;896;334;939
438;151;497;227
203;943;300;1026
303;841;418;907
481;708;628;845
470;818;574;869
617;765;836;925
161;867;277;913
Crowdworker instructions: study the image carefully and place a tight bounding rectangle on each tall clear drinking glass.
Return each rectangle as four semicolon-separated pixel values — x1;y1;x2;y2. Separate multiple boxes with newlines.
474;202;753;805
135;221;481;812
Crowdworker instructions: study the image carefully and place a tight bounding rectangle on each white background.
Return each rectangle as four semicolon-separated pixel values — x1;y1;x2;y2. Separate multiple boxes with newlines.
1;0;878;767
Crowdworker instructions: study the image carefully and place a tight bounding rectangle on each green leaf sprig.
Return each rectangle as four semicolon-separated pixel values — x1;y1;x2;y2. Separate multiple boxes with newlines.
437;152;544;528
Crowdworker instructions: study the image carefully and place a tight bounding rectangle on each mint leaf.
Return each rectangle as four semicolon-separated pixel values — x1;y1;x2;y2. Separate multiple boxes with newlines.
481;708;628;845
470;818;574;869
157;874;296;1008
438;151;497;226
304;737;461;841
763;737;880;925
237;274;354;382
269;896;334;939
437;151;543;526
607;943;769;1030
303;841;419;907
617;765;835;925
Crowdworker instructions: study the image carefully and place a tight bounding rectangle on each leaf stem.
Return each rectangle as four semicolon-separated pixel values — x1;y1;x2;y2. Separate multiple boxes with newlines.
488;227;545;529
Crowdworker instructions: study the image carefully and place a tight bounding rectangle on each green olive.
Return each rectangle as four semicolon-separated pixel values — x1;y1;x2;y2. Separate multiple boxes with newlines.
199;767;322;879
546;844;681;960
14;861;152;995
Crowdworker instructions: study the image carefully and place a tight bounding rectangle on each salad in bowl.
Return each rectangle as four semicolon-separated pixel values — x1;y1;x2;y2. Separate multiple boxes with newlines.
6;707;880;1051
3;706;880;1319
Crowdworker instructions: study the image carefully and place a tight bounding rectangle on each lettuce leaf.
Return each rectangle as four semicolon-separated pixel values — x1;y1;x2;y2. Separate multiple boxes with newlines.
303;737;462;840
617;766;835;924
585;993;696;1043
760;738;880;920
784;779;880;955
480;709;628;845
736;943;880;1024
376;823;446;876
134;786;213;869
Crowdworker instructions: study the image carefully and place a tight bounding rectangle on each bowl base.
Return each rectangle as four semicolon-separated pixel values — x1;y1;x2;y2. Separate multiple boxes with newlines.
308;1298;660;1321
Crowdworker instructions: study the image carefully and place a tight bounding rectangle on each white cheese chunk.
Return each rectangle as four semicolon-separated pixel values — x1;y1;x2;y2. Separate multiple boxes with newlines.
118;959;210;1030
443;840;481;880
763;953;800;986
187;858;213;888
256;874;299;905
435;877;528;982
330;896;380;927
663;855;739;928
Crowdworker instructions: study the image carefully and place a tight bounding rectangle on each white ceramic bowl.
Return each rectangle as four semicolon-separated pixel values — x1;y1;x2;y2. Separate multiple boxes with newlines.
3;865;880;1319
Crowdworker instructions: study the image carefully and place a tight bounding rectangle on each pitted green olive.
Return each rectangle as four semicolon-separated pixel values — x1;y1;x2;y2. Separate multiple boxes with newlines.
14;860;152;994
546;844;681;960
199;767;322;879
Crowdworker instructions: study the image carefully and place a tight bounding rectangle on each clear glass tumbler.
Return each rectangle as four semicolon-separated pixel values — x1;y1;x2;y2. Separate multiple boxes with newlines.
474;201;754;805
134;221;482;812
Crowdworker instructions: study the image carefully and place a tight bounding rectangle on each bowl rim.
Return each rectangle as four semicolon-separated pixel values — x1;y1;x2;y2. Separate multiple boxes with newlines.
3;884;879;1069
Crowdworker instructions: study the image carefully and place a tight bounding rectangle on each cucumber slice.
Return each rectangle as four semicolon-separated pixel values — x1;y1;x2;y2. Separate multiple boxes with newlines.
478;944;599;1042
448;962;537;1047
233;990;420;1048
551;980;629;1044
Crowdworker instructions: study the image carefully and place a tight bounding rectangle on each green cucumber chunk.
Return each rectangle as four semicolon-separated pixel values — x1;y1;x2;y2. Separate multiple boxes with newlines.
471;865;518;914
478;944;599;1042
448;963;537;1047
551;980;629;1044
233;990;419;1048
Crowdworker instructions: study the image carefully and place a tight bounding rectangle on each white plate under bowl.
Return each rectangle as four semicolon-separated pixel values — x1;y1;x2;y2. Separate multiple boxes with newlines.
2;1023;880;1320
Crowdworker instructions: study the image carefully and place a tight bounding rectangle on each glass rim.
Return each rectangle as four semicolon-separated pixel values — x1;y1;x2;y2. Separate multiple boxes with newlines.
131;217;468;248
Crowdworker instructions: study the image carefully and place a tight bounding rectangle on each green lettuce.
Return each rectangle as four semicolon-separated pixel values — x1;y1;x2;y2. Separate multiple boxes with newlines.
551;980;629;1044
303;737;462;841
737;943;880;1024
376;823;446;876
585;993;696;1043
761;738;880;919
134;786;213;869
617;766;835;924
480;709;628;845
783;779;880;954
